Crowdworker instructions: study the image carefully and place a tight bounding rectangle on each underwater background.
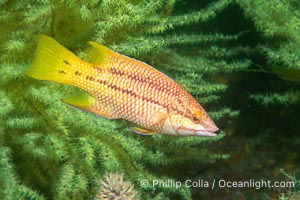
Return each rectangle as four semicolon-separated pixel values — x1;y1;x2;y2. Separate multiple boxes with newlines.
0;0;299;199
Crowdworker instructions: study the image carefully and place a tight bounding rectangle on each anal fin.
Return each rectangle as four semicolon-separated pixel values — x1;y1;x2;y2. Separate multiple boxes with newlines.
129;127;157;135
62;93;117;119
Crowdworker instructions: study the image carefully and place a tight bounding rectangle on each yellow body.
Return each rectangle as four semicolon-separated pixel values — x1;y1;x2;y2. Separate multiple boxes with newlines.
27;35;218;136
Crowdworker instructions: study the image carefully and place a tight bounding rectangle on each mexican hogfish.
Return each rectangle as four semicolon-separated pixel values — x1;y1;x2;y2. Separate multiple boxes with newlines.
27;35;218;136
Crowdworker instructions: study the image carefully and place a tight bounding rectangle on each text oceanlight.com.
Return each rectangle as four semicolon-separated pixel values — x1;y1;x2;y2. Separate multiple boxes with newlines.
140;179;295;190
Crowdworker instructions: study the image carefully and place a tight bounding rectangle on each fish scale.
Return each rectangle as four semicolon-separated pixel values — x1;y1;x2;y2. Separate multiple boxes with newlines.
27;35;218;136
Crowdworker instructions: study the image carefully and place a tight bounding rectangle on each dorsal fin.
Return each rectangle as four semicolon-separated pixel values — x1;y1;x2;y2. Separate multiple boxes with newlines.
85;41;113;65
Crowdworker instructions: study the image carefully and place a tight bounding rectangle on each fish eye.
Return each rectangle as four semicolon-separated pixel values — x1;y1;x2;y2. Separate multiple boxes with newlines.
192;114;200;123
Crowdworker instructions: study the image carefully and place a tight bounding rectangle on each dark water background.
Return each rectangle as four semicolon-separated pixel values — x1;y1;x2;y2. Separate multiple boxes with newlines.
175;1;300;199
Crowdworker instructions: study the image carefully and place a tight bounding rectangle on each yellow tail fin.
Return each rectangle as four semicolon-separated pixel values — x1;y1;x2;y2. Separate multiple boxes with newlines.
27;35;83;85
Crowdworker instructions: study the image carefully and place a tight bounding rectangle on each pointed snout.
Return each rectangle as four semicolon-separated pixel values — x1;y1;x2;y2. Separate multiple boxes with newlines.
204;123;219;133
199;120;219;136
172;115;219;137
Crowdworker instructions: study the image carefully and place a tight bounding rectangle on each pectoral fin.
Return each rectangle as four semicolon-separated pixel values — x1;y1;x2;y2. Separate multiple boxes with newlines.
129;127;157;135
151;111;168;126
62;93;117;119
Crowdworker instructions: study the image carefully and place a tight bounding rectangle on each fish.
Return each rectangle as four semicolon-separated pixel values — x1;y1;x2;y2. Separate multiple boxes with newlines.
270;66;300;82
27;35;219;136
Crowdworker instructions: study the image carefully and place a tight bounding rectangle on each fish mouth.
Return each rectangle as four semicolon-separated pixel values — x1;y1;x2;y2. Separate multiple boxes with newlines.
195;130;218;137
177;126;219;136
198;121;219;136
195;126;219;136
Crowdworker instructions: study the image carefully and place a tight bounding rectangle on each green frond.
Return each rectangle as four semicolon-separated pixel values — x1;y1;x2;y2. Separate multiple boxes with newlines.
0;147;46;200
237;0;300;84
148;0;233;33
209;108;239;120
199;95;220;104
6;117;37;129
77;137;96;170
4;39;25;52
236;0;300;38
250;91;300;106
278;169;300;200
97;142;123;172
167;132;226;147
197;46;252;59
280;169;299;186
160;0;176;19
43;134;69;161
15;186;46;200
0;147;18;198
177;81;227;96
114;33;239;56
220;60;251;73
0;91;14;117
18;133;48;159
54;163;76;200
0;63;27;85
79;5;91;20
